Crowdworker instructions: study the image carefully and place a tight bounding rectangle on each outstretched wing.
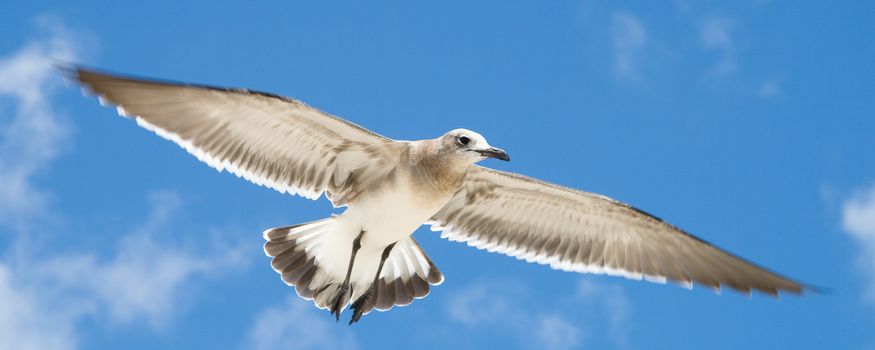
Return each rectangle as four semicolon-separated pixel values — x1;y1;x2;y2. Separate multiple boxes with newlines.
73;68;402;206
430;166;806;296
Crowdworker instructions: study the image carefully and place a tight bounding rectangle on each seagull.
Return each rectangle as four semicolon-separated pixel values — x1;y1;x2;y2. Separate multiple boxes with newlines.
71;67;809;324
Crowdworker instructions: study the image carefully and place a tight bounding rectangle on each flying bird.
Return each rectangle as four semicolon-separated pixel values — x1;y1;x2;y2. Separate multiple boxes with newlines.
71;67;808;324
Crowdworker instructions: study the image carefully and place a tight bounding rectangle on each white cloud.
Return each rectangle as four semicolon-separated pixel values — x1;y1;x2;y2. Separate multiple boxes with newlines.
243;298;358;350
577;280;632;349
842;183;875;303
446;280;631;349
0;15;254;350
446;282;523;327
535;314;584;350
32;191;248;329
699;16;737;76
0;16;88;350
0;190;249;349
757;78;783;98
0;265;79;350
447;281;570;349
610;11;648;83
0;16;87;229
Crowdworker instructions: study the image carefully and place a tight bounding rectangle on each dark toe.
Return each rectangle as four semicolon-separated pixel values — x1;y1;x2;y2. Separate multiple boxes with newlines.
329;284;350;322
349;289;374;325
349;301;366;324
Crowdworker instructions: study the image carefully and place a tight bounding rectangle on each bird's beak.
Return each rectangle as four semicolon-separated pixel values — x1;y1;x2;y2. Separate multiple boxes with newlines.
476;147;510;161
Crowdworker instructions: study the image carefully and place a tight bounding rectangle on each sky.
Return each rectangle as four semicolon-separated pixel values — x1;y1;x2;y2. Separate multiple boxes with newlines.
0;1;873;349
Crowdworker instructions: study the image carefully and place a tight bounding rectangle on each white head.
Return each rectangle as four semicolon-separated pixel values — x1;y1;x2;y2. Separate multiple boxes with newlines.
438;128;510;164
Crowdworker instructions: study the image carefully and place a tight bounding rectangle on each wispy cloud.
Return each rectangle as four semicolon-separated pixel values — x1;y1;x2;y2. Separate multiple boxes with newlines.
0;16;85;229
699;16;737;77
757;77;784;98
32;191;248;329
445;279;632;349
446;282;525;327
535;314;584;350
576;280;633;349
0;265;79;350
0;16;249;348
842;183;875;304
447;281;579;350
0;190;248;349
0;18;89;350
243;298;358;350
610;11;648;83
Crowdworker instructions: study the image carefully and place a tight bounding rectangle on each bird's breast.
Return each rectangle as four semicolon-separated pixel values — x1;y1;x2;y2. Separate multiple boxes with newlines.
341;174;455;247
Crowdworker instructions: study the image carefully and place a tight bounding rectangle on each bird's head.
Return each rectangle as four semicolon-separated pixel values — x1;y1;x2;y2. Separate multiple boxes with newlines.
439;128;510;163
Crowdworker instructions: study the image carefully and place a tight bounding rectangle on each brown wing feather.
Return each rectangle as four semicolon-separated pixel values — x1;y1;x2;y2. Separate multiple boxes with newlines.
73;67;403;206
430;165;807;296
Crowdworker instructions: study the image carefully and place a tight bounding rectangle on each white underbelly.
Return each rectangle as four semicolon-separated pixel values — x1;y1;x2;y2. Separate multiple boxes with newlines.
312;175;452;289
308;177;454;287
338;184;449;247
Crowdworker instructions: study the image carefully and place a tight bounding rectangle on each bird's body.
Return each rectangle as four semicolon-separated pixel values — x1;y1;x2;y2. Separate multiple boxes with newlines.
71;67;811;325
306;140;465;302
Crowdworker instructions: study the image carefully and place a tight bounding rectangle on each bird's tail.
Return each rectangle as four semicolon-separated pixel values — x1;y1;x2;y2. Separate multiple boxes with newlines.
263;217;347;306
263;217;445;318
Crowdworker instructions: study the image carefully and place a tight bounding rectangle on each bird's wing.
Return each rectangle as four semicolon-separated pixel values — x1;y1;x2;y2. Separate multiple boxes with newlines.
429;165;806;296
73;68;403;206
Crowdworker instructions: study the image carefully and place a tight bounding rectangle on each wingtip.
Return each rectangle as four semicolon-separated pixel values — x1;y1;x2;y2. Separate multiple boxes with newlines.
54;63;76;77
54;62;104;82
800;283;833;296
51;58;79;75
57;64;110;92
770;276;828;297
55;62;84;87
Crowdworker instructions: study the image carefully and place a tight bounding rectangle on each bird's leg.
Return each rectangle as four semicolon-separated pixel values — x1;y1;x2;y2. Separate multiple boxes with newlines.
330;229;365;321
349;241;396;325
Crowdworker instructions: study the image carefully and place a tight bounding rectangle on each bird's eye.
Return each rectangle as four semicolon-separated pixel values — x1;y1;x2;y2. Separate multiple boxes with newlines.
457;136;470;146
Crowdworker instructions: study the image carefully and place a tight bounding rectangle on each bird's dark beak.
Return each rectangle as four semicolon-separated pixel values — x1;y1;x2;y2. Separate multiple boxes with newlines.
476;147;510;161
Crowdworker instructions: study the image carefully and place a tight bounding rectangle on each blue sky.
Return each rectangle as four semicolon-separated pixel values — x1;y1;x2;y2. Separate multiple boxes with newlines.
1;1;873;349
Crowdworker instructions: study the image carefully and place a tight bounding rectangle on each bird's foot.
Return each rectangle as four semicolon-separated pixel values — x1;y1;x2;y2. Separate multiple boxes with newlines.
329;283;350;321
349;285;375;325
